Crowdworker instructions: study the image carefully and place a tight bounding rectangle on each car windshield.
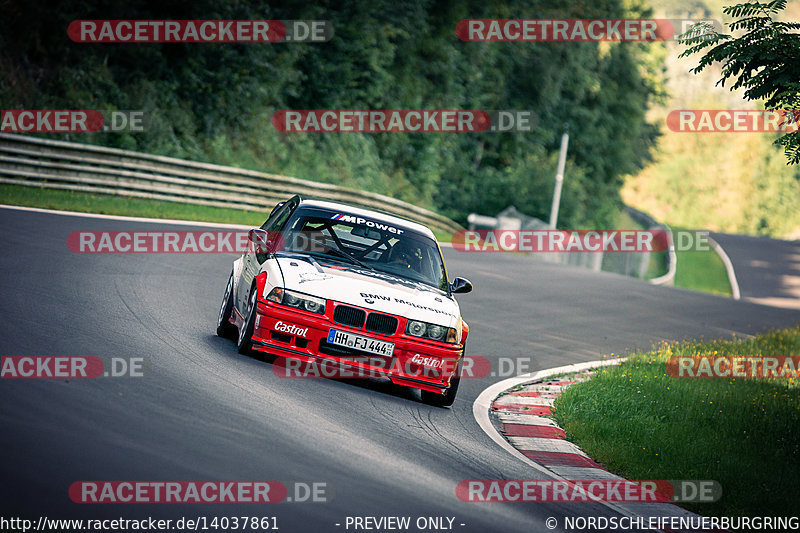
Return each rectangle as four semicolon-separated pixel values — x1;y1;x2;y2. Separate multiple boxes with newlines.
280;208;448;291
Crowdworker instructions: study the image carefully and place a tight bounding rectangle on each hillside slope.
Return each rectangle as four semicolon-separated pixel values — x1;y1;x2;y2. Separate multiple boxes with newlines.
622;1;800;239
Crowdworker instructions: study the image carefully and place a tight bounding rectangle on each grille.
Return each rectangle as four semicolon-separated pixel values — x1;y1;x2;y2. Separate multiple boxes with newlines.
365;313;398;335
270;331;292;343
319;340;362;358
333;305;366;328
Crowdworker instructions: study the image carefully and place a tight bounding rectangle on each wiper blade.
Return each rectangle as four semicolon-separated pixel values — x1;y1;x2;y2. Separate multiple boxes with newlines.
316;248;374;270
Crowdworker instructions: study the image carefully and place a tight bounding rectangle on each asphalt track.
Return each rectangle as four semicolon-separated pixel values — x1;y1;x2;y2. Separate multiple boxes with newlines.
712;233;800;310
1;206;798;532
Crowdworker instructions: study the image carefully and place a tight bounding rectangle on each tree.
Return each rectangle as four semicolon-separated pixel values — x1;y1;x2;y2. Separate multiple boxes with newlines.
680;0;800;164
1;0;663;227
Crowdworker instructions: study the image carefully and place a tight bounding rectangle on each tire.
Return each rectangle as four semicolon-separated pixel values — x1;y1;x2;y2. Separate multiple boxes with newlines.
237;286;258;355
421;354;463;408
216;272;236;338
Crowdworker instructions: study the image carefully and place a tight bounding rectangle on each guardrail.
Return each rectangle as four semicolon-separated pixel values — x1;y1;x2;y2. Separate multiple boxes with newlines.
706;236;741;299
467;206;676;285
0;133;462;235
624;206;676;286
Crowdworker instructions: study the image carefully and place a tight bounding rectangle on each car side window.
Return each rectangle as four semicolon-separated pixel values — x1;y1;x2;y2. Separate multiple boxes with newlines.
261;203;293;232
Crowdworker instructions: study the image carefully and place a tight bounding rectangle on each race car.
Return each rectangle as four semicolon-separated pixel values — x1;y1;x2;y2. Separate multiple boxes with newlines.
216;195;472;406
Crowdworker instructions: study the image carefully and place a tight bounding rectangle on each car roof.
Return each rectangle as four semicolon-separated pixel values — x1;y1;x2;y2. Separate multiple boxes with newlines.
297;198;436;240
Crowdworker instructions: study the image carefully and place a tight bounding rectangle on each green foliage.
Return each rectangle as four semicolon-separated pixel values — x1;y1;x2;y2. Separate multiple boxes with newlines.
1;0;664;227
680;0;800;164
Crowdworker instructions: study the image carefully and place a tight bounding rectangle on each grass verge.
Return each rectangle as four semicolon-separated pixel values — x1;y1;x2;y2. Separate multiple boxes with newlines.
552;328;800;517
0;184;454;242
0;183;266;226
674;236;732;296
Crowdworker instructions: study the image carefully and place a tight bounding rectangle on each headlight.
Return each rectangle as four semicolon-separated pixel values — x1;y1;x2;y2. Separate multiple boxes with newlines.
427;324;445;341
266;288;326;315
407;320;426;337
303;298;324;313
284;291;301;306
406;320;457;344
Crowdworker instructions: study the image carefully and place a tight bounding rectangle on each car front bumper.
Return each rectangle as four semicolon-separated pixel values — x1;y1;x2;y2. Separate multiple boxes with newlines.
250;299;464;393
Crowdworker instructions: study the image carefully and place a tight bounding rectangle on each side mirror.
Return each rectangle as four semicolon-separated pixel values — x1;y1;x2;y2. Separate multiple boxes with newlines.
450;277;473;294
249;229;275;255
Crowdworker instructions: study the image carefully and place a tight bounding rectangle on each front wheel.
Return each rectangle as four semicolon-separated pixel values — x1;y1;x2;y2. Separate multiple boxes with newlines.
237;287;257;355
421;355;463;408
216;272;236;338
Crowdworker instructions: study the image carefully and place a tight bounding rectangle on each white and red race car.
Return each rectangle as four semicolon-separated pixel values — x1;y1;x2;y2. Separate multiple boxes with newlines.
217;195;472;406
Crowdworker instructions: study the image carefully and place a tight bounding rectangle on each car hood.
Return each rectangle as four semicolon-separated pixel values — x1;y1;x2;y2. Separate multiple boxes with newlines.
274;255;460;328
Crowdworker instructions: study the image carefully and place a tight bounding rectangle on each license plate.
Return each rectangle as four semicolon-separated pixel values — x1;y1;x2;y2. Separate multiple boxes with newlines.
327;329;394;357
